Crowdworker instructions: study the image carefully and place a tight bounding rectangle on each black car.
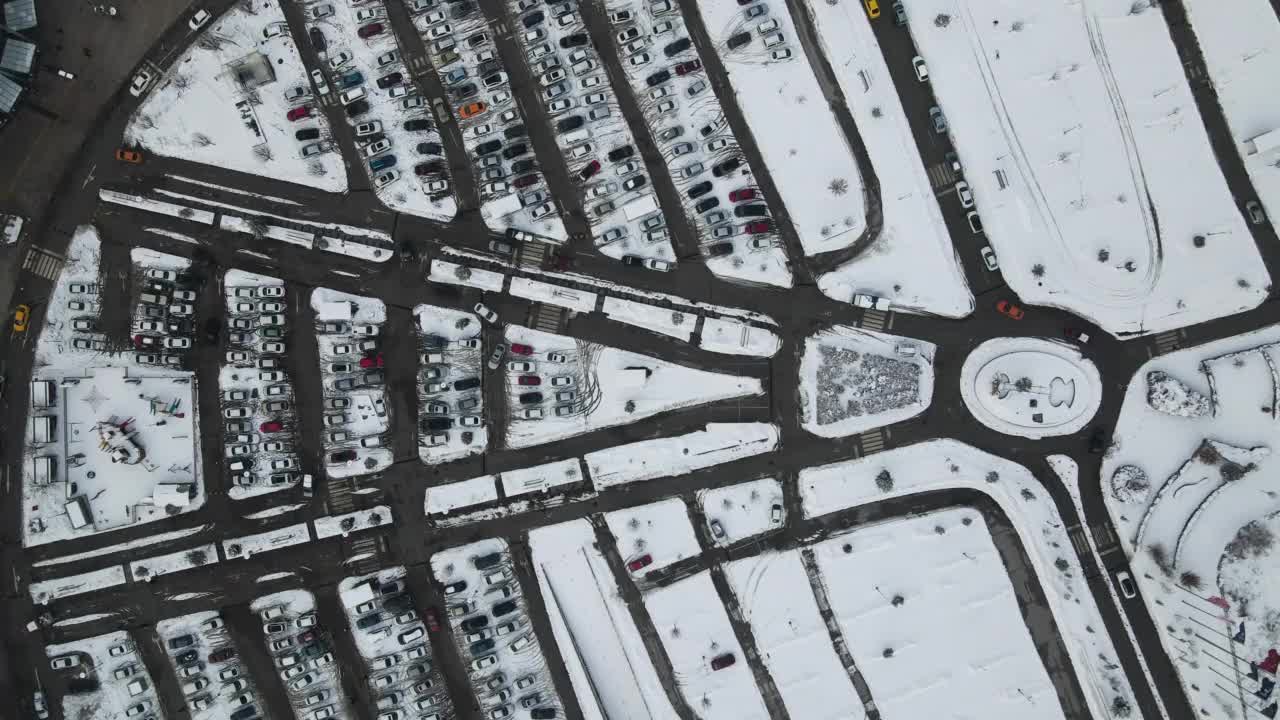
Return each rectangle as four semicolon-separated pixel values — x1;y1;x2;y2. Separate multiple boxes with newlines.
522;10;544;27
502;143;528;160
417;141;444;155
423;417;453;431
504;123;527;140
404;118;434;132
175;650;198;665
556;115;584;133
345;99;371;117
695;196;720;214
295;127;321;141
621;255;645;267
734;203;767;217
450;1;475;18
474;552;502;569
475;139;502;156
204;318;221;344
518;392;543;405
1088;427;1108;454
399;242;416;261
470;638;496;655
687;181;713;199
415;161;445;176
451;83;479;100
606;144;635;162
559;33;588;48
510;159;536;175
460;615;489;632
663;37;691;56
329;449;357;463
309;27;327;52
376;72;403;89
704;242;734;258
168;635;195;650
455;377;481;391
355;613;383;629
467;31;489;48
492;600;518;617
646;69;671;87
712;156;742;177
727;31;751;50
384;594;413;613
530;710;557;720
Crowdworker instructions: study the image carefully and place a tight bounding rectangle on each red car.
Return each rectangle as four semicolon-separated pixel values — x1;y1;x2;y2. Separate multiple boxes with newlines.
359;353;385;369
260;420;284;433
626;554;653;573
728;187;757;203
510;343;534;355
297;630;317;644
513;174;540;189
710;653;736;671
745;220;771;234
674;59;702;76
995;300;1024;320
424;607;441;632
517;375;541;386
578;159;601;180
357;22;384;38
287;105;311;122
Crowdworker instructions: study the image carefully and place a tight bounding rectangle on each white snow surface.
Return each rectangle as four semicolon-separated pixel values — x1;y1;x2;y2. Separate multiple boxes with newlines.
31;565;127;604
601;297;693;342
692;0;865;256
428;259;506;292
698;317;780;358
960;336;1102;439
425;475;499;515
510;277;597;314
802;439;1142;720
124;0;346;192
605;497;700;573
644;571;769;719
500;458;585;497
222;522;311;559
697;477;785;547
586;423;779;489
813;508;1065;720
805;0;973;318
99;189;217;225
313;504;391;539
528;519;677;720
724;550;865;720
901;0;1267;337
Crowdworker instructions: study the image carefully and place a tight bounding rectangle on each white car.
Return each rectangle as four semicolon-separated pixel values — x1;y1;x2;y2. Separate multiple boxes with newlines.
310;68;331;95
474;303;499;324
955;180;974;209
980;246;998;271
189;9;211;30
912;55;929;82
1116;570;1137;599
129;69;154;97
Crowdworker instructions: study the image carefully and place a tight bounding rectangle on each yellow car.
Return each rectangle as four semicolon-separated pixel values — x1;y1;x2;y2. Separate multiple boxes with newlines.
864;0;880;18
13;304;31;332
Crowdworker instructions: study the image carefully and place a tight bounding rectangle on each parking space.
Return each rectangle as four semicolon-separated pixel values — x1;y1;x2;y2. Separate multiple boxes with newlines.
129;249;200;368
403;0;570;240
251;590;349;719
299;0;459;219
337;567;456;720
601;0;791;285
312;288;395;477
500;326;589;429
414;303;489;463
431;539;564;720
45;631;163;720
502;0;673;267
220;269;305;498
156;611;261;720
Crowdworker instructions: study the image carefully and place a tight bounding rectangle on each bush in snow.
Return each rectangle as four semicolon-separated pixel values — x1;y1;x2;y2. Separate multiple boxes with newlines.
985;471;999;483
254;144;273;162
625;400;636;413
454;266;471;281
1110;465;1150;503
891;594;904;607
829;178;848;196
934;13;951;27
1111;695;1133;718
815;345;921;425
882;647;894;658
186;549;208;565
1180;571;1202;590
1220;460;1255;482
1148;543;1173;576
1225;521;1274;561
875;469;894;492
1145;370;1210;418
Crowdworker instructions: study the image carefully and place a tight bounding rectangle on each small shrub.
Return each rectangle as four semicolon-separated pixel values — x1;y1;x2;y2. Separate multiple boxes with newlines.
1180;571;1202;590
875;469;894;492
985;471;999;483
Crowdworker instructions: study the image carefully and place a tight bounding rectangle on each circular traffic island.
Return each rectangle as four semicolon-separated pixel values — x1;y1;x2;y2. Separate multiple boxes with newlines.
960;337;1101;439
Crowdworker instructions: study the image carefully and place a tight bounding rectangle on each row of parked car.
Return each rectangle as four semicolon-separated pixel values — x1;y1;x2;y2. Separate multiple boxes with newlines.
131;266;199;365
418;327;484;447
499;342;579;420
162;615;261;720
317;316;390;466
258;602;345;717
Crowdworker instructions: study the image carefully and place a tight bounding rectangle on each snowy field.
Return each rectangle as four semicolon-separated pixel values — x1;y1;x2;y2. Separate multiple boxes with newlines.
901;0;1267;336
960;337;1101;439
697;477;784;547
585;423;778;489
724;550;864;720
813;509;1065;719
1103;325;1280;717
644;571;769;719
415;304;488;464
802;440;1141;719
1182;0;1280;224
46;630;164;720
313;289;393;477
528;519;678;719
799;325;934;438
693;0;866;256
125;0;346;191
605;497;700;573
804;0;973;318
503;326;762;449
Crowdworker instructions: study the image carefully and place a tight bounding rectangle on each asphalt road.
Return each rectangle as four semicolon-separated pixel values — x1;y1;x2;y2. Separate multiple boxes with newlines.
3;0;1279;719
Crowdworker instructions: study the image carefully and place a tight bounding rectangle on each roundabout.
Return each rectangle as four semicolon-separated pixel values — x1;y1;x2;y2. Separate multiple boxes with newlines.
960;337;1102;440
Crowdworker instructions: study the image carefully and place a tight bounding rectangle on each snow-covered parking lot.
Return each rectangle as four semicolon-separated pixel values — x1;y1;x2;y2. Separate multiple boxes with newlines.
46;630;165;720
252;589;351;717
156;610;260;720
415;304;488;463
900;0;1267;336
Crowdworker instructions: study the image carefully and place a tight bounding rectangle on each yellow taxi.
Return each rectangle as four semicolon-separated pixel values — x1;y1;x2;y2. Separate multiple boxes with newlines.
13;304;31;332
864;0;880;18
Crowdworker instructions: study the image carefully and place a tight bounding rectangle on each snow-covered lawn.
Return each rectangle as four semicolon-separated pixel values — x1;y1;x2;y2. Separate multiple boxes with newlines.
430;539;565;719
503;326;762;449
30;565;127;604
813;508;1065;719
901;0;1267;336
698;317;780;358
643;571;769;719
959;337;1101;439
125;0;346;192
802;439;1141;720
528;519;677;719
425;474;499;515
697;477;784;547
129;542;219;582
605;498;700;573
800;325;933;438
585;423;779;489
724;550;864;720
223;522;311;559
313;289;392;477
415;304;488;464
46;630;164;720
1103;325;1280;717
804;0;973;318
692;0;865;256
1182;0;1280;224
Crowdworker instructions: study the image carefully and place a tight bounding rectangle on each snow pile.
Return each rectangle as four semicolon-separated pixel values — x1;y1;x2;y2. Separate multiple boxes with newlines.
800;325;934;438
1145;370;1211;418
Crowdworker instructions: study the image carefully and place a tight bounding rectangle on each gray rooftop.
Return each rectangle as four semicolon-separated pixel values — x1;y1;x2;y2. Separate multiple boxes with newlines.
3;0;36;31
0;38;36;75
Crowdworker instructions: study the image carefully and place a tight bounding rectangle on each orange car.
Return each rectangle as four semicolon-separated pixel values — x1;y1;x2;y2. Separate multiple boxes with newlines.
863;0;880;18
458;101;487;120
996;300;1024;320
115;148;144;164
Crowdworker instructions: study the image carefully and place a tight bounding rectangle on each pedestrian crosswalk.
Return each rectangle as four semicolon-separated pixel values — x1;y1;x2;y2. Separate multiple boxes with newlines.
531;303;563;333
859;428;885;455
860;308;887;332
326;477;355;514
927;162;956;189
1068;525;1091;557
408;55;432;72
1153;330;1183;356
517;240;548;269
345;535;381;575
23;246;64;280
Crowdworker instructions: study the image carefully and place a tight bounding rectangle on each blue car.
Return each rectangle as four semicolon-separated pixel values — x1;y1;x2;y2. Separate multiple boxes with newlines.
340;70;364;89
369;154;397;172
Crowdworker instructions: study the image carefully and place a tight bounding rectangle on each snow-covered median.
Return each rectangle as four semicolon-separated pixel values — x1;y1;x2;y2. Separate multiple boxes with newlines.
586;423;779;489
